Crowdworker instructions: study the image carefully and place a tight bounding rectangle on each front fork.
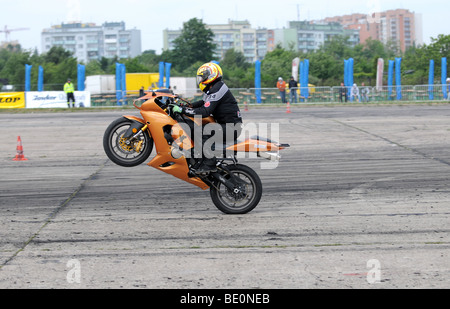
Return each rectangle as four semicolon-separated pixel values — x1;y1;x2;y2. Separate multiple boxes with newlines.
131;124;148;139
121;122;148;150
209;164;243;194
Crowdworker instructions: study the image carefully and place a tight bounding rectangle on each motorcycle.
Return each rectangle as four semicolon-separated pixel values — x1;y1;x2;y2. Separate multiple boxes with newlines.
103;91;289;214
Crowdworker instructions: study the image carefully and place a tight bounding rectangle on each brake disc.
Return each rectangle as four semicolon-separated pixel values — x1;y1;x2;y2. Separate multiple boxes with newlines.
119;137;134;152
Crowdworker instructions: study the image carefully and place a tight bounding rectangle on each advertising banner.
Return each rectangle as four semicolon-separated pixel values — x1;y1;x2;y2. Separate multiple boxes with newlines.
442;57;447;99
25;91;91;108
388;60;394;100
255;60;262;103
116;63;126;105
376;58;384;91
395;57;402;100
0;92;26;109
300;59;309;100
292;57;300;82
428;60;434;100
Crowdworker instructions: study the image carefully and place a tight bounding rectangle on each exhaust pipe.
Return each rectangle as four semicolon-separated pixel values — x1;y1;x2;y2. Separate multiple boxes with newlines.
257;152;280;161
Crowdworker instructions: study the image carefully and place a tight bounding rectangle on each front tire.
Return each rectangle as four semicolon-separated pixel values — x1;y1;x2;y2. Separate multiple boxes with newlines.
103;117;153;167
210;164;262;214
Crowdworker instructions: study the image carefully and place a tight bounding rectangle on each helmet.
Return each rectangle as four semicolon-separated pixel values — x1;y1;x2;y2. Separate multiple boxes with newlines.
197;62;223;92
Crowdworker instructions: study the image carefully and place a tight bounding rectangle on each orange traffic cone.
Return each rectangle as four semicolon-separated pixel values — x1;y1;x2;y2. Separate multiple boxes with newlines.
13;136;28;161
286;101;291;114
244;101;248;111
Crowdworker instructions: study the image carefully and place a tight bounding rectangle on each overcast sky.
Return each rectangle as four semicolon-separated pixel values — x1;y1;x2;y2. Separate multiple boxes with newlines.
2;0;449;54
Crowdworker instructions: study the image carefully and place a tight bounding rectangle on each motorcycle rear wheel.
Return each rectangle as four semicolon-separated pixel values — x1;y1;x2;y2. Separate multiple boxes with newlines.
210;164;262;214
103;117;153;167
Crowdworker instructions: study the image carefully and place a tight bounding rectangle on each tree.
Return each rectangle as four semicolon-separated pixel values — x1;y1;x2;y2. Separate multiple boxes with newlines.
221;49;248;70
221;49;252;88
123;58;150;73
424;34;450;80
43;46;74;65
428;34;450;58
0;52;29;85
134;51;162;72
308;51;341;85
260;46;297;87
85;60;105;76
164;18;216;72
322;35;353;60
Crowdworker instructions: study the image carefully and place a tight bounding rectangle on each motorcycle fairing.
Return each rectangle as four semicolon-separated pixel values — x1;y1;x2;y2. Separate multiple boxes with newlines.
122;116;149;139
226;136;288;153
134;97;210;190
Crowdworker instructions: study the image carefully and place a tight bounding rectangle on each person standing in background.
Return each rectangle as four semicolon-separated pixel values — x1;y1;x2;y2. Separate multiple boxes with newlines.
339;82;347;103
64;78;76;108
277;77;287;103
288;76;298;103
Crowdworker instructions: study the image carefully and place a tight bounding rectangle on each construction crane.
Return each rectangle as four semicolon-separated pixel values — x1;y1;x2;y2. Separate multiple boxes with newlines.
0;25;30;42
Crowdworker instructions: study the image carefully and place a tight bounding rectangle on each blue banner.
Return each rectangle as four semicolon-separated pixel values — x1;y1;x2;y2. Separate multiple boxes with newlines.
116;63;124;105
442;57;447;99
25;64;32;91
38;66;44;92
300;59;309;100
165;62;172;89
121;63;126;105
300;61;304;102
159;62;165;88
395;57;402;100
388;60;394;100
77;64;85;91
344;58;354;100
255;60;262;103
344;59;348;94
428;60;434;100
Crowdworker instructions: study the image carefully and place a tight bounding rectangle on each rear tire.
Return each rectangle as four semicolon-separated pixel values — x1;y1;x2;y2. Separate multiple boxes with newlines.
210;164;262;214
103;117;153;167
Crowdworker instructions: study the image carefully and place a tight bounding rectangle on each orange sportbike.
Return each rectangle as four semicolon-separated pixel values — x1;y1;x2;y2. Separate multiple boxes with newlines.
103;91;289;214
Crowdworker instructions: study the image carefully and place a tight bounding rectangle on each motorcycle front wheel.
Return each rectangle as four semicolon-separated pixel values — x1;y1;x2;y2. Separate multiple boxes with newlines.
210;164;262;214
103;117;153;167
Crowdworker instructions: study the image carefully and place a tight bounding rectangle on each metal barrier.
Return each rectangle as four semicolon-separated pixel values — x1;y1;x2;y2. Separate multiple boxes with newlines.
233;85;450;104
88;85;450;106
4;84;450;107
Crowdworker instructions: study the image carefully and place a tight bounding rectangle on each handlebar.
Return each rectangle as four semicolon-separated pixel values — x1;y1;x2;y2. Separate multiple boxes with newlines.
172;96;192;107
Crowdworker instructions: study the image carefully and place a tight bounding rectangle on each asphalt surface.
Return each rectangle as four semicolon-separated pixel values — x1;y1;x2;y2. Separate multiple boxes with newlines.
0;104;449;289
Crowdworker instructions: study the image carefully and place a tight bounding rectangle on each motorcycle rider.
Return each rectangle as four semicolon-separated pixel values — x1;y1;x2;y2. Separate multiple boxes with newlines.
173;62;243;174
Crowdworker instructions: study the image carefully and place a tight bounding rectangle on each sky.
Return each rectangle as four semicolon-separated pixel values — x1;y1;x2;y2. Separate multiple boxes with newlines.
2;0;449;54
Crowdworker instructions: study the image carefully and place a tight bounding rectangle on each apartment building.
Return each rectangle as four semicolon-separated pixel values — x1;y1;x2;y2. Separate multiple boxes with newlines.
164;20;268;63
324;9;423;52
41;22;142;63
282;21;360;53
163;19;359;62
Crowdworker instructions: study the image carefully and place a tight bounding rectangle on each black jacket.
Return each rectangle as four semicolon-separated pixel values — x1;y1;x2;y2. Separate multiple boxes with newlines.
185;80;242;124
289;79;298;89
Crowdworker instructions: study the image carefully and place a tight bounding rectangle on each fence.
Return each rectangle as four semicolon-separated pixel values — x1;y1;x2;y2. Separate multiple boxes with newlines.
3;84;450;107
101;85;450;107
227;85;450;105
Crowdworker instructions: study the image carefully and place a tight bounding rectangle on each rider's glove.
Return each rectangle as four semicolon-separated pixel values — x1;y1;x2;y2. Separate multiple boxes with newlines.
172;105;184;114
